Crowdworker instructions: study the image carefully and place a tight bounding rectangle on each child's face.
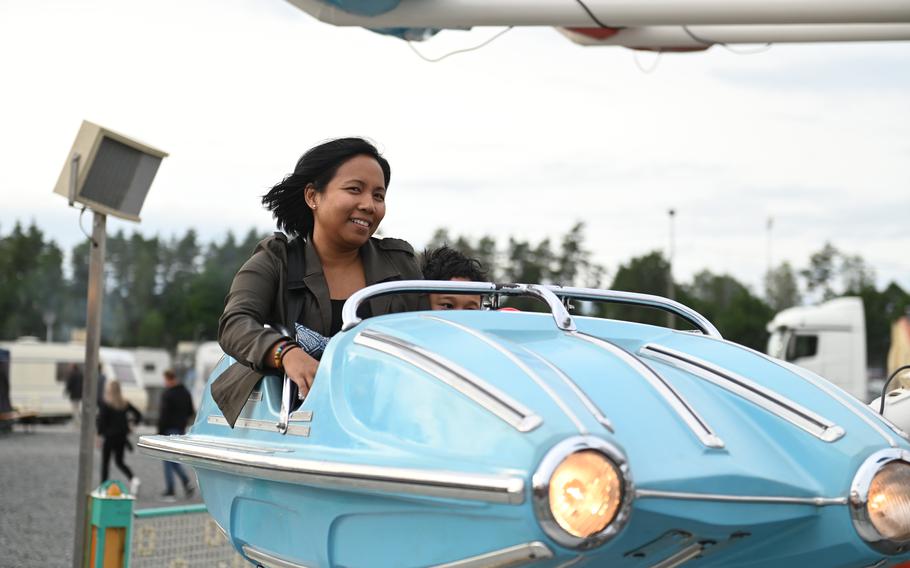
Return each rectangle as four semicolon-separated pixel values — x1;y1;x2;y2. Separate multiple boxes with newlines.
429;277;482;311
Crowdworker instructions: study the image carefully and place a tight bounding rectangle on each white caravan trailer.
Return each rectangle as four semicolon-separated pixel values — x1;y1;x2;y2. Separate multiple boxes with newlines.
766;297;867;401
132;348;171;388
132;348;172;424
191;341;225;407
101;347;149;413
0;338;148;420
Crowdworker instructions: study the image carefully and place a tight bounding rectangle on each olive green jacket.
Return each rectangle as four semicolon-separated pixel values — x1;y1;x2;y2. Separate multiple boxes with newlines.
212;233;423;426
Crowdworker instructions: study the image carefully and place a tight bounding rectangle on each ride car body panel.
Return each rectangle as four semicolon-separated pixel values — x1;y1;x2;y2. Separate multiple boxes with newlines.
140;305;910;567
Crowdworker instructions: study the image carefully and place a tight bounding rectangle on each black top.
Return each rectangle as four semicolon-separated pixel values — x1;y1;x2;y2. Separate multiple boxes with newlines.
65;368;83;402
329;300;345;336
328;299;372;336
158;384;195;434
96;402;141;438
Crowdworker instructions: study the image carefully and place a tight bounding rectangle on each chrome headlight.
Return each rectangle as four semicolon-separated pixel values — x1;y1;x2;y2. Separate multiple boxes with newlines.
532;436;633;549
851;449;910;554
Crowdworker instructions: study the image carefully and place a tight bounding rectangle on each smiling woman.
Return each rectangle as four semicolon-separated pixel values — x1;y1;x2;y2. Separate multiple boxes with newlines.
212;138;424;426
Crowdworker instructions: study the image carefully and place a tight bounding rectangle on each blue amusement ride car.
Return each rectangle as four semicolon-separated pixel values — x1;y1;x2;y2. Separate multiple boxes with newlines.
139;281;910;568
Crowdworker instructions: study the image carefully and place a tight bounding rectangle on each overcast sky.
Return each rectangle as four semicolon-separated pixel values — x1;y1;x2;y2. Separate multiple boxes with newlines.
1;0;908;294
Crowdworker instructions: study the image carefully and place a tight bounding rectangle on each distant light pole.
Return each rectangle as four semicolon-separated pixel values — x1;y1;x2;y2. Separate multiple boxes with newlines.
667;208;676;328
42;311;56;342
766;216;774;277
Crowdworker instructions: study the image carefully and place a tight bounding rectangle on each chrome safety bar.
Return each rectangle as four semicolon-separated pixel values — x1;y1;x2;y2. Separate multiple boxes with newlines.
272;324;294;435
341;280;576;332
340;280;721;339
546;286;722;339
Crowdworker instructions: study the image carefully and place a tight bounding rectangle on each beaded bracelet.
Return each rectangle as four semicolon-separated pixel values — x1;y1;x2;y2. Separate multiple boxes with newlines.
273;340;292;368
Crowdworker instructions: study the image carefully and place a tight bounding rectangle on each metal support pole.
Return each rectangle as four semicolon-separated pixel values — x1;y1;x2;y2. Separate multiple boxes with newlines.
667;209;676;328
766;216;774;277
72;211;107;568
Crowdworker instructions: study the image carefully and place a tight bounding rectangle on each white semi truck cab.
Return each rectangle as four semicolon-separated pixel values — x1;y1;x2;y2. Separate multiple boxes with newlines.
766;297;867;401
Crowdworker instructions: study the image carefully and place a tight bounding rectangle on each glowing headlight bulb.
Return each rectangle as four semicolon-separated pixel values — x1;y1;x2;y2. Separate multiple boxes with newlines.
867;463;910;541
549;450;622;538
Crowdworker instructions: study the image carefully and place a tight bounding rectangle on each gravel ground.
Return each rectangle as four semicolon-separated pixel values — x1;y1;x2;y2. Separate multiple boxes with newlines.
0;422;202;568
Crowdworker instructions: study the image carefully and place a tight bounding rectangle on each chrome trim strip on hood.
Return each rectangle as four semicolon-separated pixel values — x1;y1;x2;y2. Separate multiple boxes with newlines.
138;435;526;505
432;542;553;567
636;488;848;506
519;347;615;433
641;343;845;443
572;332;724;449
243;545;313;568
780;359;902;446
704;336;900;448
423;316;586;434
354;329;542;433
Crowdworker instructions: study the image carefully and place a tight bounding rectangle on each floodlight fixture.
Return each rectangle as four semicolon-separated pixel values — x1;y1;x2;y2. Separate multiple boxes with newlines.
53;120;168;222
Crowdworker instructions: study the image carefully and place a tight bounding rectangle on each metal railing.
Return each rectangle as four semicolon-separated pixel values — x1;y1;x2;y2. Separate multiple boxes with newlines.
339;280;722;339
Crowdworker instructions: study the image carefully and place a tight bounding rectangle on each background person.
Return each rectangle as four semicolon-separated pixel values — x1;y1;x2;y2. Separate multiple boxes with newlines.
158;369;195;500
421;245;488;310
214;138;423;424
96;380;142;495
64;363;82;426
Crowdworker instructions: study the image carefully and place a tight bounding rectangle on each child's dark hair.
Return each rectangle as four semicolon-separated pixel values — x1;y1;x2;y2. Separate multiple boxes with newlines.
262;138;390;237
421;246;488;282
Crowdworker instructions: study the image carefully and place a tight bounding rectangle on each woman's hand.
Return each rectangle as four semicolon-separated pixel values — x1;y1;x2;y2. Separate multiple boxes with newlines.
282;348;319;399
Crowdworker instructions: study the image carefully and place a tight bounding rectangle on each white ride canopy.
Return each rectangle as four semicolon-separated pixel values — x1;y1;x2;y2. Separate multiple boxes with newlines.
286;0;910;49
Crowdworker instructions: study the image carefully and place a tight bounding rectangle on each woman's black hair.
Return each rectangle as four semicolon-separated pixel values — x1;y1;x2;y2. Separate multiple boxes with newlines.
262;137;391;237
421;246;488;282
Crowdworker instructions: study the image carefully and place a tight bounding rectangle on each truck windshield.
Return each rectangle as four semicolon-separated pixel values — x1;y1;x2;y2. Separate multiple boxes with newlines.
786;334;819;362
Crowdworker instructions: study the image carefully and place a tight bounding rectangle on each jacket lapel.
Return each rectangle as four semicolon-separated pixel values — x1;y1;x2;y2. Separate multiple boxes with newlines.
361;239;402;316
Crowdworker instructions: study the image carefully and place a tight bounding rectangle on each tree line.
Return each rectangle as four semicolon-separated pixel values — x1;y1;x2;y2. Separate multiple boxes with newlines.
1;221;907;367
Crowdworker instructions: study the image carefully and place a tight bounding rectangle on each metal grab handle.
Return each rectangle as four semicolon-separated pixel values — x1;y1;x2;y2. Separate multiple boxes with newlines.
278;373;292;435
339;280;720;338
546;286;722;339
341;280;576;332
271;324;295;435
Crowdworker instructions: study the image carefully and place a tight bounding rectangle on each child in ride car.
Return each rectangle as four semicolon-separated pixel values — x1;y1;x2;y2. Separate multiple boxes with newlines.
294;246;488;359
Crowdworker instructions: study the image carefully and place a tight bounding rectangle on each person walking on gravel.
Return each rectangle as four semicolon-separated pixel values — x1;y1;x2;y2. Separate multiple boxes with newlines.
158;369;196;500
96;380;142;495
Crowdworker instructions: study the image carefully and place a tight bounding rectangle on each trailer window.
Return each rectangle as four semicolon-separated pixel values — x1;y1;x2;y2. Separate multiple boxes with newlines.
111;363;137;385
786;335;818;361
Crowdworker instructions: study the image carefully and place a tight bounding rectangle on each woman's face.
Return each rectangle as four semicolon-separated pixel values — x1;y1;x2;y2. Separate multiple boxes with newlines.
307;155;387;249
